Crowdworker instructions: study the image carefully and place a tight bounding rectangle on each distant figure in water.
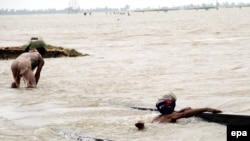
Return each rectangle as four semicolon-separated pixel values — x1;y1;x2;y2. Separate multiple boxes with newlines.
11;45;46;88
135;92;222;130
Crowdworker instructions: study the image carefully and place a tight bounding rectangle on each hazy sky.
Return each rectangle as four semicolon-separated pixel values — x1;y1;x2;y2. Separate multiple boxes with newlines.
1;0;250;10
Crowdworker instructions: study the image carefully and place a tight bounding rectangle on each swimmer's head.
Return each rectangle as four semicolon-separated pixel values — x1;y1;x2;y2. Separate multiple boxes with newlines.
156;92;176;115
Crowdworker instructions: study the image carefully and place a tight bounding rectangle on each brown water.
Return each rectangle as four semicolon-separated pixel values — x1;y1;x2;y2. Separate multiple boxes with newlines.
0;8;250;141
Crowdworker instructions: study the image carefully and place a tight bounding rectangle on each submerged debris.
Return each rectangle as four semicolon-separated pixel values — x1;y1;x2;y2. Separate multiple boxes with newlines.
0;37;88;60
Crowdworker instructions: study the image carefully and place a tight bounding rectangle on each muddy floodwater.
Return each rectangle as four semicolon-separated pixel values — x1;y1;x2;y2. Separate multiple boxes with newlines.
0;8;250;141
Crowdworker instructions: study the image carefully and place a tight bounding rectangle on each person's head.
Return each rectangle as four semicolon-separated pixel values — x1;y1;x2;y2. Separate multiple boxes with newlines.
156;92;176;115
36;46;46;56
24;44;46;57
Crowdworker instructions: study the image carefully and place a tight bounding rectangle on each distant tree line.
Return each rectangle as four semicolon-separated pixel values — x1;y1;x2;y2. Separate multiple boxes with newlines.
134;2;250;12
1;2;250;15
182;2;250;10
0;8;65;15
0;5;130;15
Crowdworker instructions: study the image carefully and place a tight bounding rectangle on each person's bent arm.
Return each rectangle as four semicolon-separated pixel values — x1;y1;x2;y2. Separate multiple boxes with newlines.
35;56;44;84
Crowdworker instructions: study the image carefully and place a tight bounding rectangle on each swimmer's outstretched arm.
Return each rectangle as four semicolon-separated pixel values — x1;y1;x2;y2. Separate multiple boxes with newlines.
174;108;222;119
176;107;192;113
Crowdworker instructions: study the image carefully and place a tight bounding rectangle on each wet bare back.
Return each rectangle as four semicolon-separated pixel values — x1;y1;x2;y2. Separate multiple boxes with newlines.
11;52;44;88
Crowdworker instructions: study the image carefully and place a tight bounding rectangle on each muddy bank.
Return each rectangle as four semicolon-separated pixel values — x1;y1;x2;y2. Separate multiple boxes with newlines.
0;45;88;60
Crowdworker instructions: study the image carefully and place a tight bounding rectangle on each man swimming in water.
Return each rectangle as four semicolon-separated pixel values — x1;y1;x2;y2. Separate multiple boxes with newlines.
11;45;46;88
135;92;222;130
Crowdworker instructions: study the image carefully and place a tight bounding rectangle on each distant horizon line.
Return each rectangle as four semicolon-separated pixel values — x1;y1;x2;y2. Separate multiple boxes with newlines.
1;4;250;15
1;1;250;11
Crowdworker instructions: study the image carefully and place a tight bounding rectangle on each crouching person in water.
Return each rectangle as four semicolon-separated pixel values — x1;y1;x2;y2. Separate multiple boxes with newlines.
135;92;222;130
11;46;46;88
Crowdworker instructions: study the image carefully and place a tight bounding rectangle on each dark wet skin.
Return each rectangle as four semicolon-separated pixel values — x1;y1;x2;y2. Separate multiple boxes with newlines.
135;107;222;130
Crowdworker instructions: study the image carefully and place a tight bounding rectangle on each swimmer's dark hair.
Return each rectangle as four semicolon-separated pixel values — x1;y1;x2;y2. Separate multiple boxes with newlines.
156;99;176;115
